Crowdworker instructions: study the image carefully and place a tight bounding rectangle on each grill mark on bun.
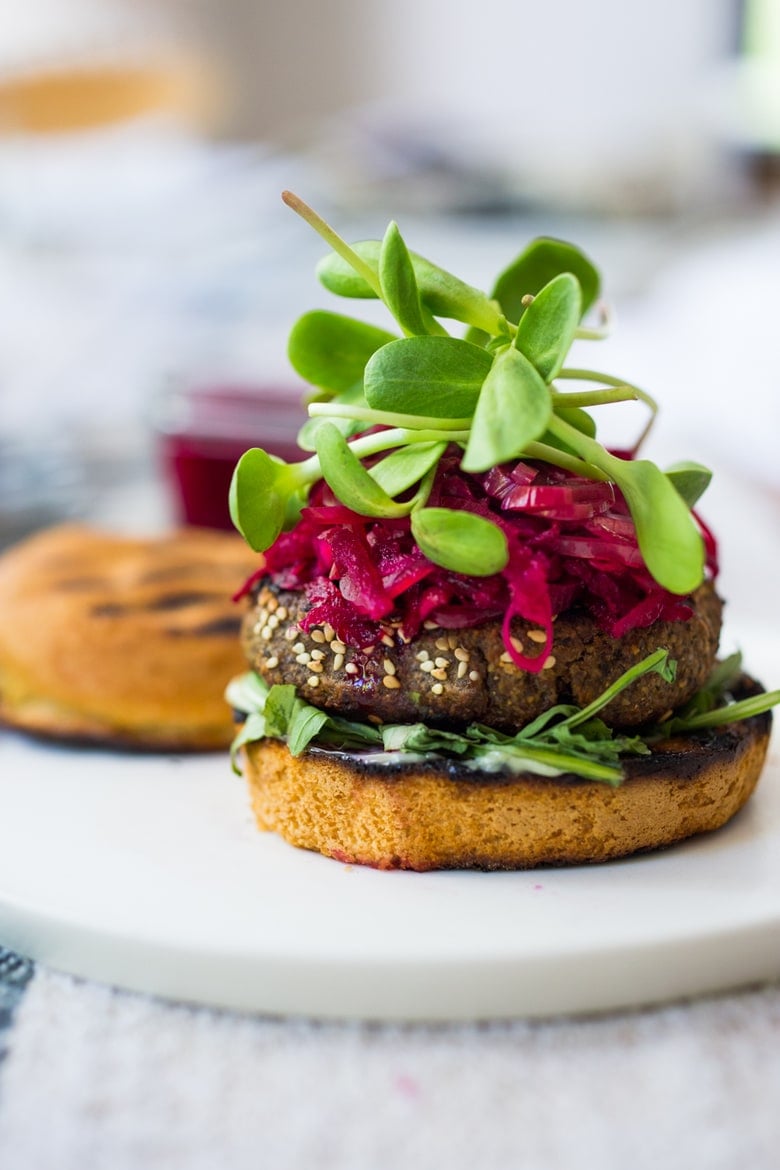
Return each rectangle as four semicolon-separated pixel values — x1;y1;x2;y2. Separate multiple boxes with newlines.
165;615;243;638
145;590;223;611
0;523;261;751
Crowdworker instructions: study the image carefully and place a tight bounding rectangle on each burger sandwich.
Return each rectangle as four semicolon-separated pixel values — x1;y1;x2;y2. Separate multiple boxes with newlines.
226;193;779;870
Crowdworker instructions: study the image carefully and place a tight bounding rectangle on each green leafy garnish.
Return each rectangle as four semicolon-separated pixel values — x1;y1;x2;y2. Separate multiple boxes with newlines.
649;652;780;736
228;191;711;603
228;650;682;785
462;346;551;472
228;648;779;783
288;311;397;394
410;507;508;575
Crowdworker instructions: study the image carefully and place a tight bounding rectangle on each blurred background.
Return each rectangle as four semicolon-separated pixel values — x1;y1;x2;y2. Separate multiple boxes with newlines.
0;0;778;616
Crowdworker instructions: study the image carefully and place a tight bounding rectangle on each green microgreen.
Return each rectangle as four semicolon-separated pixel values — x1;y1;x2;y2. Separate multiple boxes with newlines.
364;335;491;417
462;346;552;472
514;272;582;381
229;191;715;607
544;414;705;594
410;507;509;575
288;310;397;394
317;238;506;335
379;221;448;337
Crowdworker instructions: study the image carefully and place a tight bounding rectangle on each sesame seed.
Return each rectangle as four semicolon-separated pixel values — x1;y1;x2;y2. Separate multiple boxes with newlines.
261;628;272;641
447;634;458;650
499;651;513;664
457;661;468;679
432;668;447;681
333;653;345;671
435;637;449;652
527;629;546;644
266;596;278;613
383;658;396;676
454;648;469;662
345;662;359;675
276;606;288;621
368;714;382;725
423;620;438;630
267;614;279;630
431;683;444;695
323;624;335;642
382;675;401;689
415;650;430;662
543;655;556;670
510;635;523;653
331;641;347;655
311;629;325;644
420;661;435;673
434;656;449;669
310;649;325;661
295;652;311;665
468;670;480;682
284;627;298;642
253;619;266;636
381;633;394;648
307;675;320;688
292;642;305;654
265;656;279;669
308;661;324;673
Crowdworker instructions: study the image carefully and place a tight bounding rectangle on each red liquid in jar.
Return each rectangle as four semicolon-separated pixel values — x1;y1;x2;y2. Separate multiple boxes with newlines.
157;386;306;530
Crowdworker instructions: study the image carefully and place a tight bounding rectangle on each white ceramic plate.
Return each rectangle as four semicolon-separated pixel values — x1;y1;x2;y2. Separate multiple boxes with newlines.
0;626;777;1023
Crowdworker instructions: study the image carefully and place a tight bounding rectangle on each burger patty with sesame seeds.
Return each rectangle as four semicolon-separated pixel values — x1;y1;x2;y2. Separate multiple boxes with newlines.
241;580;723;733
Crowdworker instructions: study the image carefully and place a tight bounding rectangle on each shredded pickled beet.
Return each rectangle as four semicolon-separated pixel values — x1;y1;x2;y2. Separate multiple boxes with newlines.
245;451;718;671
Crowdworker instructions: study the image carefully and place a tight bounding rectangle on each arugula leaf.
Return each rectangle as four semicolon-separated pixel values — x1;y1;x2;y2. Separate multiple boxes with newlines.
226;650;688;785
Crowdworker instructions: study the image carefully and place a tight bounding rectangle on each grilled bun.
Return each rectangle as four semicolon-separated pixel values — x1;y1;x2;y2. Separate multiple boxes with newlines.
242;690;771;869
0;524;258;750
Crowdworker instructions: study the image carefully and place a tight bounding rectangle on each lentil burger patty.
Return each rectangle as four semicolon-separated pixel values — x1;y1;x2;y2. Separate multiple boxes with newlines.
242;581;722;732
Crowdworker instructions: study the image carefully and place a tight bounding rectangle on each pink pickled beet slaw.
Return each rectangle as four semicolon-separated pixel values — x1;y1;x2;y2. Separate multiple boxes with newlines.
239;450;718;673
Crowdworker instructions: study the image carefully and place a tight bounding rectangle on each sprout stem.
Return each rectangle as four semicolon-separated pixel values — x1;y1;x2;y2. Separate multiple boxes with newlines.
558;367;658;452
308;401;472;431
524;441;610;481
294;426;470;482
282;191;383;298
550;387;637;408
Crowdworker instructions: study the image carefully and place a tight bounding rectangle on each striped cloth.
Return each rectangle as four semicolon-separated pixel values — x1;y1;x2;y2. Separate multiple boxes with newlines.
0;948;33;1063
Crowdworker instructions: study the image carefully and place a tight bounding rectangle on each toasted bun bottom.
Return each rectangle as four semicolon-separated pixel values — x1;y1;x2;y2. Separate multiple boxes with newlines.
243;702;771;870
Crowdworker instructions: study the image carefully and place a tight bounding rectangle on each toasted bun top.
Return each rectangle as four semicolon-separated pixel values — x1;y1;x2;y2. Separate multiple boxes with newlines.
0;524;259;749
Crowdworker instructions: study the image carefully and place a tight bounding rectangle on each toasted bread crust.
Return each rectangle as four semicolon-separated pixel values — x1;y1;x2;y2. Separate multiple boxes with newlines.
0;524;258;750
242;696;771;869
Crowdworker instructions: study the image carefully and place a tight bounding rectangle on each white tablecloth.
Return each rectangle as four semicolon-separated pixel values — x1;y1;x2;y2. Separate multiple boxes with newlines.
0;964;779;1170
